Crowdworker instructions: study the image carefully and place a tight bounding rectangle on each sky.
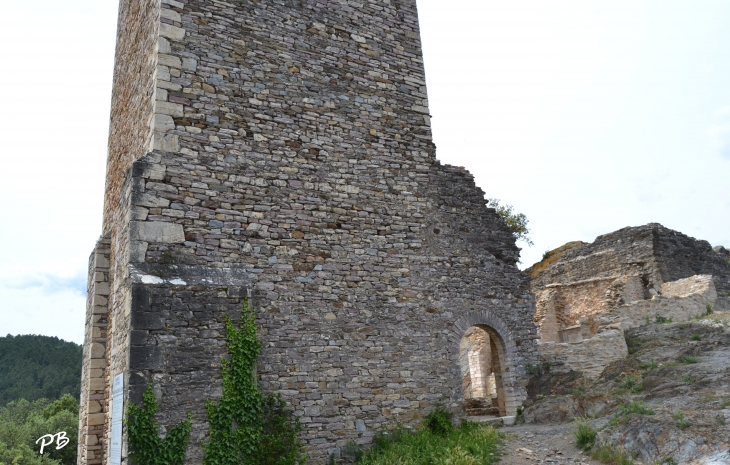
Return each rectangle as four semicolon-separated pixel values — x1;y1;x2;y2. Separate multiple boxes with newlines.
1;1;728;344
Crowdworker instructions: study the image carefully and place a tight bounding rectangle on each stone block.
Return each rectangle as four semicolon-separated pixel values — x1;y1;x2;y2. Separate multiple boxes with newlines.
89;378;105;391
90;342;105;359
87;400;102;414
133;192;170;208
130;221;184;243
158;54;182;69
154;114;175;132
85;434;99;446
156;101;184;117
87;413;106;426
153;132;180;152
160;23;185;41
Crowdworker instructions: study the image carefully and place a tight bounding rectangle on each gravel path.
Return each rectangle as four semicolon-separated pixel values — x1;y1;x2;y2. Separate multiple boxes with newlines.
497;423;603;465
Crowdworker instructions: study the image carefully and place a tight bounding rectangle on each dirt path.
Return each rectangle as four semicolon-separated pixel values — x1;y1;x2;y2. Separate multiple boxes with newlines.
497;423;603;465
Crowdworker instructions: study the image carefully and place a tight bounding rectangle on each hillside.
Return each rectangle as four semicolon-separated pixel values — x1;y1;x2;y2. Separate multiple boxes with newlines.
0;334;82;405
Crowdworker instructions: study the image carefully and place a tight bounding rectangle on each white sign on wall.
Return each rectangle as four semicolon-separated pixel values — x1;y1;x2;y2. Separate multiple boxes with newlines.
110;373;124;465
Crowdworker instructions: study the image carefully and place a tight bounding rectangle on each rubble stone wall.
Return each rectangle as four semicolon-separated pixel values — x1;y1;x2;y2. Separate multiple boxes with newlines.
84;0;541;463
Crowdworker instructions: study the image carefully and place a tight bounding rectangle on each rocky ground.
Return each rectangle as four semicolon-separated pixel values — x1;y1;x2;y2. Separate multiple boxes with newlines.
498;423;603;465
512;312;730;465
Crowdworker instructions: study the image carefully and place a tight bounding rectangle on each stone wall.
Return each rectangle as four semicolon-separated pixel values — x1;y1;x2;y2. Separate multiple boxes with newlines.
78;237;111;465
83;0;540;463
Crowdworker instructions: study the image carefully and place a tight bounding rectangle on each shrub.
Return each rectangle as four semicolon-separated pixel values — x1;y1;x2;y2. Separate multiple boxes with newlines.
679;355;698;364
655;315;672;324
575;422;597;450
425;408;453;436
690;334;701;341
610;401;654;426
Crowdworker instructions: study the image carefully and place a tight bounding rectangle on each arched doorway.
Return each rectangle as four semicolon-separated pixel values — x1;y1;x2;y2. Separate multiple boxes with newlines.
459;325;507;417
451;310;523;418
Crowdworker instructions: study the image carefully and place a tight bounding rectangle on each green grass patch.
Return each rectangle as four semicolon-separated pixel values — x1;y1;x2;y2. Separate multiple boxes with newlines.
354;418;501;465
591;442;634;465
575;422;597;450
690;333;701;341
681;375;696;385
639;360;658;371
622;375;643;394
609;401;655;426
655;315;673;324
673;412;690;430
679;355;699;364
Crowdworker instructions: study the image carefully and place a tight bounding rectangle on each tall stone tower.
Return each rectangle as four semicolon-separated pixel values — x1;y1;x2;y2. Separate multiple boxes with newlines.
78;0;539;463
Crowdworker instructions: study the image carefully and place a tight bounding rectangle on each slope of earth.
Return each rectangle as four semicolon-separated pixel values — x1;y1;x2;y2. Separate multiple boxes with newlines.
514;313;730;465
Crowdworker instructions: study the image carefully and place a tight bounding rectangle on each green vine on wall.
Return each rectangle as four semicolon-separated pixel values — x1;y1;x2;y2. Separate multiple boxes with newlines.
203;296;307;465
126;385;192;465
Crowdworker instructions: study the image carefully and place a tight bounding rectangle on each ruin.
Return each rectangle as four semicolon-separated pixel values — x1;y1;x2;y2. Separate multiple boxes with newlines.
528;223;730;378
77;1;540;464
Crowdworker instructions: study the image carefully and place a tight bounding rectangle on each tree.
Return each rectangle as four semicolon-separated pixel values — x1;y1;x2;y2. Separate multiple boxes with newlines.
487;199;533;246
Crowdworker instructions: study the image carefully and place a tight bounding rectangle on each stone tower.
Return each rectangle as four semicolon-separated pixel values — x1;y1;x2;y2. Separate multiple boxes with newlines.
77;0;539;463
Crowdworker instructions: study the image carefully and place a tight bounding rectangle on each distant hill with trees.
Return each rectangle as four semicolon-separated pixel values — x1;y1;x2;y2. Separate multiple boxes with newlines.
0;335;82;405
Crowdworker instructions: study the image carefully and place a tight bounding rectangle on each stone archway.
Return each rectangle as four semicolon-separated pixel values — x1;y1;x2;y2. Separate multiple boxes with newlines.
451;311;521;417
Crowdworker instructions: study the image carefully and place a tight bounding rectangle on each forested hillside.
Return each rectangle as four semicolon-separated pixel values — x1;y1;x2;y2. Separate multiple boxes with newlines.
0;335;82;405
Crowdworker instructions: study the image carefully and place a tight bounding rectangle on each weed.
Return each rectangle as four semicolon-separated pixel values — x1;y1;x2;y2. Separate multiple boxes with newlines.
425;407;453;436
662;458;678;465
639;360;658;370
622;375;643;394
681;375;696;385
655;315;672;324
571;386;587;396
673;412;690;429
526;364;539;375
574;422;597;450
679;355;699;364
720;400;730;409
690;333;701;341
717;416;726;426
542;362;552;373
706;304;714;315
542;250;550;260
357;422;501;465
327;453;336;465
591;442;634;465
342;441;364;462
645;315;651;325
610;401;655;426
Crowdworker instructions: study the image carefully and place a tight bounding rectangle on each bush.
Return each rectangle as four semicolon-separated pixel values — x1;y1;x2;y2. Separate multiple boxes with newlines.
424;408;453;436
575;422;597;450
591;442;634;465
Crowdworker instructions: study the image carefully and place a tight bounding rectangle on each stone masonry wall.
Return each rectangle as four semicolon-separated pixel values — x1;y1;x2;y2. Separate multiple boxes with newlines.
88;0;541;463
78;237;111;465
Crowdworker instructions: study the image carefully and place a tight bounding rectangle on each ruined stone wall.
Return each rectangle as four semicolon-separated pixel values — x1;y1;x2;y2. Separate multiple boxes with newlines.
85;0;540;463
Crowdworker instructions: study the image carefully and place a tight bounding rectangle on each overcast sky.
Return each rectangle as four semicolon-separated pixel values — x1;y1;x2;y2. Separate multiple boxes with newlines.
1;1;728;344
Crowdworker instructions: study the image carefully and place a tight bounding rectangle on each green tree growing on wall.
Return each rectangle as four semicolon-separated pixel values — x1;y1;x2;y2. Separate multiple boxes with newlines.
488;198;533;246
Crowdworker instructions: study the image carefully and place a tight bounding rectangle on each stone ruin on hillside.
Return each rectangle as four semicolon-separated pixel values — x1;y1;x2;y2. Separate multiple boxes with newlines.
527;223;730;378
77;1;540;464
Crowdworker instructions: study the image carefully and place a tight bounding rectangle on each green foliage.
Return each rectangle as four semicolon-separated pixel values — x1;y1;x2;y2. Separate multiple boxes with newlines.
639;360;658;371
571;386;587;396
0;394;79;465
574;422;597;450
259;394;306;465
424;408;453;436
487;199;533;246
609;401;654;426
591;442;634;465
0;335;82;405
690;333;701;341
679;355;698;364
654;315;672;324
342;441;364;462
621;376;643;394
673;412;690;429
706;304;714;315
126;385;192;465
204;297;306;465
356;421;500;465
681;375;696;385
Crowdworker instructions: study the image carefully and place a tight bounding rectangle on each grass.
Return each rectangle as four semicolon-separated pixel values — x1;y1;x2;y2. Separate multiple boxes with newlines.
609;401;655;426
679;355;699;364
575;422;597;450
681;375;696;385
655;315;673;324
690;333;701;341
639;360;658;371
591;442;634;465
353;410;501;465
622;375;643;393
673;412;690;430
